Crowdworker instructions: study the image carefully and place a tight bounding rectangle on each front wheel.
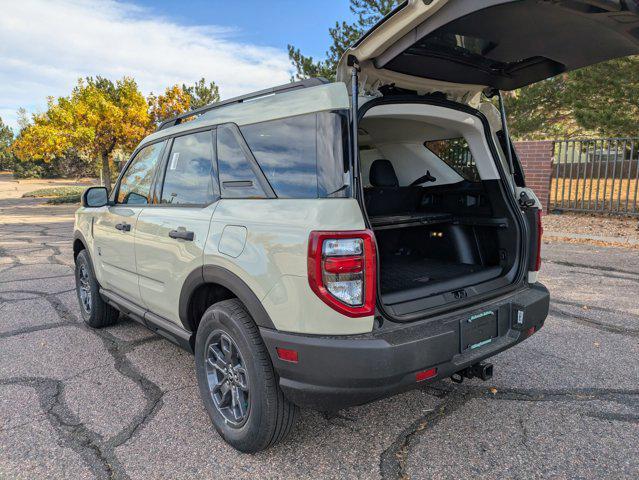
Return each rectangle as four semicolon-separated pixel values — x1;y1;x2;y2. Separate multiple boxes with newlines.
74;249;119;328
195;299;298;453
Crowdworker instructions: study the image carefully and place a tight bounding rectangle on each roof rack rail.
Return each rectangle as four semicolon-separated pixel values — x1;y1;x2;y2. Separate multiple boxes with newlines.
156;77;329;131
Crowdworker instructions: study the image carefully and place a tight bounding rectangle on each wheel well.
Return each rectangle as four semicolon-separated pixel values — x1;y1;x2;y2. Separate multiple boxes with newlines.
188;283;236;333
73;239;86;260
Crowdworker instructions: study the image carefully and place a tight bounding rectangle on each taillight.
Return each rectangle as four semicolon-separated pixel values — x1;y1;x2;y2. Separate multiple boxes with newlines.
307;230;376;317
534;209;543;271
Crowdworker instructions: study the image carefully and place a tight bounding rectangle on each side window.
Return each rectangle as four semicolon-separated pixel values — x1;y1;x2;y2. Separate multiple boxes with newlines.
424;138;481;182
160;131;218;205
217;124;267;198
240;114;318;198
117;141;165;205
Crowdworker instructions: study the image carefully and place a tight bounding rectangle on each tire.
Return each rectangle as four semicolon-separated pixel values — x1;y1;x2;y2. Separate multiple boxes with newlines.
195;298;298;453
74;249;119;328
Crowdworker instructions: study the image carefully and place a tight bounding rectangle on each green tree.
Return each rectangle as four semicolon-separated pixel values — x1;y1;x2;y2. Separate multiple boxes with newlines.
288;0;400;81
506;57;639;139
289;1;638;139
0;117;14;171
13;77;151;191
183;78;220;109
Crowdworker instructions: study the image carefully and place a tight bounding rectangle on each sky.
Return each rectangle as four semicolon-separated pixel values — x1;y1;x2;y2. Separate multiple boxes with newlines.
0;0;355;131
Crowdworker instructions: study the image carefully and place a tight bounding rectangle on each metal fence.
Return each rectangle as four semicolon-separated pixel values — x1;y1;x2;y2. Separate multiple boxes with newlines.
550;138;639;216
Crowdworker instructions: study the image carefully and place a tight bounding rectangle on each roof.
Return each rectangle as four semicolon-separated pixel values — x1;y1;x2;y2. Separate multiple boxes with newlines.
140;81;350;147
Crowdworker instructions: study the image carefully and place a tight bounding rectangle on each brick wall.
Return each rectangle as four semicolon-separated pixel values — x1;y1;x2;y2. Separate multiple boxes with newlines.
514;141;555;212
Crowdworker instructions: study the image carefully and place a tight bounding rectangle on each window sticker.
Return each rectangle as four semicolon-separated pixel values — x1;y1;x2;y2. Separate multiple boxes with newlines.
169;152;180;170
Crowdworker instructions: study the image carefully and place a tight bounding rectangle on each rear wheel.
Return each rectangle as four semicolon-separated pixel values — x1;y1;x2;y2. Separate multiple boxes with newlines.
74;249;119;328
195;299;298;453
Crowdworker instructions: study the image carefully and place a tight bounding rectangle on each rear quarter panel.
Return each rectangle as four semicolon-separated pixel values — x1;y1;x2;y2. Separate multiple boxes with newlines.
205;198;374;335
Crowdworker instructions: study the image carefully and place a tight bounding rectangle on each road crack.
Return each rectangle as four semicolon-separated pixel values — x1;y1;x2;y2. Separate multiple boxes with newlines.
379;384;639;480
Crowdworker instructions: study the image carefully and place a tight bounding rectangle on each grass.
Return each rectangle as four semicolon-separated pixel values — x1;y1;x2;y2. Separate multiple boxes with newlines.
22;186;88;204
550;178;639;211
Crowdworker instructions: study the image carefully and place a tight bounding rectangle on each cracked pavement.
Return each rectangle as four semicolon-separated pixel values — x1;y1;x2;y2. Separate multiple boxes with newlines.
1;184;638;479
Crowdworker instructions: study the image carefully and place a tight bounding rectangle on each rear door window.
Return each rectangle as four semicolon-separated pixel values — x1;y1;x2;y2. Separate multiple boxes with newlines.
160;131;217;205
424;138;481;182
217;124;268;199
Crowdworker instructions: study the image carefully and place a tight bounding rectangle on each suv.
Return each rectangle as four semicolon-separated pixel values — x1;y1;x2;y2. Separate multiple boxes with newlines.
73;0;639;452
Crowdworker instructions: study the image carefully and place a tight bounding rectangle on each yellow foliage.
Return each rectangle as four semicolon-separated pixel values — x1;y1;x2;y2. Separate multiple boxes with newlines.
12;76;152;189
13;77;152;164
147;85;191;125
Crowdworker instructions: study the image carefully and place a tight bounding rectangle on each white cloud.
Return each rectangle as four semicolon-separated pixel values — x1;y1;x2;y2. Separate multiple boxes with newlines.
0;0;293;131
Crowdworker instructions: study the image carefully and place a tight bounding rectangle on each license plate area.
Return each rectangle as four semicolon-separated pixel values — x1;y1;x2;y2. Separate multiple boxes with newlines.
461;311;498;352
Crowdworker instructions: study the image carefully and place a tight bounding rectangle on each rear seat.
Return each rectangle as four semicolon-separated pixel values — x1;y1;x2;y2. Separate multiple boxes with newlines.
364;159;422;216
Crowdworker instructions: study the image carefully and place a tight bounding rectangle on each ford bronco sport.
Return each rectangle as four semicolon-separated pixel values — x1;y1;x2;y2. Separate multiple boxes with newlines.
73;0;639;452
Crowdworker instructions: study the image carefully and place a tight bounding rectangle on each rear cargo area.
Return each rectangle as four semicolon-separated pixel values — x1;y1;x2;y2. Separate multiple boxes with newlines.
359;101;522;316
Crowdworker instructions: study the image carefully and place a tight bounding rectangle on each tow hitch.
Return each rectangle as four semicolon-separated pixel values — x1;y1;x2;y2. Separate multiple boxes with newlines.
451;362;494;383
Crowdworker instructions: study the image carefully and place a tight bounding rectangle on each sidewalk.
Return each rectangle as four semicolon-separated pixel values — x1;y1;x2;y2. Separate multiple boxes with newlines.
544;230;639;246
542;212;639;248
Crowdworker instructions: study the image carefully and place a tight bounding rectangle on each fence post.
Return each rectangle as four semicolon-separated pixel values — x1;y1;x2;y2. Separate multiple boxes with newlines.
514;140;555;213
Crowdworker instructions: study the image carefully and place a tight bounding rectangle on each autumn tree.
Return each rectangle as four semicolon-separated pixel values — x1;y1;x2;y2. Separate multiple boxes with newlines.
147;84;191;124
148;78;221;124
288;0;400;80
13;77;151;191
0;117;14;171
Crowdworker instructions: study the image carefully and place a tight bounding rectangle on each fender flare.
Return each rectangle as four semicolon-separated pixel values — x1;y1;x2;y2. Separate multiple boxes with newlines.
72;230;89;260
179;265;276;332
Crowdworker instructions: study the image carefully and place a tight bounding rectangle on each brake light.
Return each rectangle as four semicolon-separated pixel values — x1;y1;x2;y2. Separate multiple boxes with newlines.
307;230;376;317
534;209;543;271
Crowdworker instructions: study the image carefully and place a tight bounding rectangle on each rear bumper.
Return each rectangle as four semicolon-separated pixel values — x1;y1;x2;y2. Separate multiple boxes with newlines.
261;283;549;410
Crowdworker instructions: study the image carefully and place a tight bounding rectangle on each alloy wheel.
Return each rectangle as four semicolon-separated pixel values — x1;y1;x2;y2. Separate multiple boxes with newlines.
78;264;92;314
205;331;250;426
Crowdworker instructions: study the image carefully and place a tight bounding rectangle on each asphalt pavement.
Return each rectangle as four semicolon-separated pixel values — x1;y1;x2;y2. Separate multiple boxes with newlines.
0;194;637;479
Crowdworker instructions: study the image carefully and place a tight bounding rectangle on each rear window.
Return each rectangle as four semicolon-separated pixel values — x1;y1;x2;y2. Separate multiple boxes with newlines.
240;115;317;198
240;112;350;199
424;138;480;182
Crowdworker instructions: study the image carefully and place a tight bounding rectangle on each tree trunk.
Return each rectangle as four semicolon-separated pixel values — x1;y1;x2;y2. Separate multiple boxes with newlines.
100;152;112;193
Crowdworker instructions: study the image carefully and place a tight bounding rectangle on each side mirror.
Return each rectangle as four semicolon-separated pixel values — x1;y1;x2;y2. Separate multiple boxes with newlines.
82;187;109;208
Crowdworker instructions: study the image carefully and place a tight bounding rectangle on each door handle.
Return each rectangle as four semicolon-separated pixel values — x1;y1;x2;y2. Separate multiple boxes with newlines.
115;223;131;232
169;229;194;241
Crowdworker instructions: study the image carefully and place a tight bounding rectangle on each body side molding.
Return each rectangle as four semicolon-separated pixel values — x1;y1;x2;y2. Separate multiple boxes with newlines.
100;288;194;352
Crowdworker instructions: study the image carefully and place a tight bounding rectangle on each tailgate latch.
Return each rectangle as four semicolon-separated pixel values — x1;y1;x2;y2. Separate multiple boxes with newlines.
452;289;468;300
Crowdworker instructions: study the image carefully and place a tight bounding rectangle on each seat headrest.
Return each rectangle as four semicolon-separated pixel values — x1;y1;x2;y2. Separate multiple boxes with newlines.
369;159;399;187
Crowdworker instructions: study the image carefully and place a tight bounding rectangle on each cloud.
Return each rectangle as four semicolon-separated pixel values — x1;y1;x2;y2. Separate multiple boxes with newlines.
0;0;293;131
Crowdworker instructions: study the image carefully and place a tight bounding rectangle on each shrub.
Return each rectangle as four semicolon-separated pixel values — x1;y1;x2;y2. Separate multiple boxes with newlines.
47;193;83;204
23;186;88;198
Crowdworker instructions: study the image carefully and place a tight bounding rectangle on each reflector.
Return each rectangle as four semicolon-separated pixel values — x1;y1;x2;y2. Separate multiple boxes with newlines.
276;347;299;363
415;368;437;382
